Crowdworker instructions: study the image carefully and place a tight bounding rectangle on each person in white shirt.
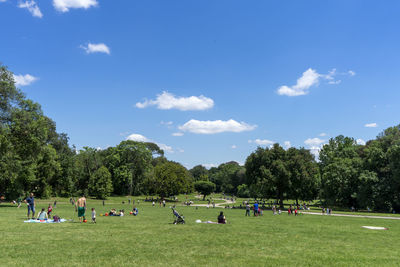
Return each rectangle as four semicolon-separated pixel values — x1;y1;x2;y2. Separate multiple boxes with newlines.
91;208;96;223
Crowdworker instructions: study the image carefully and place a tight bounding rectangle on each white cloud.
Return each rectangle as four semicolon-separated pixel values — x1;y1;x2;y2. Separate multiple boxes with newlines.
309;146;322;159
126;133;173;153
284;141;291;149
348;70;356;76
0;0;8;3
304;137;327;159
160;121;173;126
365;123;377;128
157;143;173;154
18;1;43;18
249;139;274;146
179;119;256;134
304;137;325;147
13;74;38;86
136;91;214;111
172;132;184;137
319;133;327;137
356;139;366;145
80;43;110;54
277;68;320;96
231;145;237;149
126;134;149;142
202;163;217;169
53;0;98;12
277;68;352;97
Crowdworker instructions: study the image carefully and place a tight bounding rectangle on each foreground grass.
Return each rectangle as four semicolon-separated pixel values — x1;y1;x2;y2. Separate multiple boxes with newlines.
1;197;399;266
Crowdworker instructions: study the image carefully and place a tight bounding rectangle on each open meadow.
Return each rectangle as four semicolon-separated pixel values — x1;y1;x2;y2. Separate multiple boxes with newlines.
1;196;400;267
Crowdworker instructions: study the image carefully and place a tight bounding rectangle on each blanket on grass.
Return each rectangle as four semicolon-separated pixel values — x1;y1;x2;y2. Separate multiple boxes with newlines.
24;219;67;223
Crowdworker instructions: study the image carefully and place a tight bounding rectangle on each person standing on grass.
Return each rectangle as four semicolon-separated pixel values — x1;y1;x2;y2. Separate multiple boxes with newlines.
76;195;87;223
25;193;36;219
245;203;251;216
253;202;259;216
91;208;96;223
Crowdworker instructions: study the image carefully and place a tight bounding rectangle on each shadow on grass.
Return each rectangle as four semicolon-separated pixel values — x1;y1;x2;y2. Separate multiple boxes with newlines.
0;204;17;208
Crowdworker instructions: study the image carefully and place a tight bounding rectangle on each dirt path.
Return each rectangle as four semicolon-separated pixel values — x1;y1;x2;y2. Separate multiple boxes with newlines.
302;211;400;220
191;196;235;208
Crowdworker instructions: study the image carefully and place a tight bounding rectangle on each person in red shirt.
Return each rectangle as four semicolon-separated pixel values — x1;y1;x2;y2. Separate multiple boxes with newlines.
47;204;53;217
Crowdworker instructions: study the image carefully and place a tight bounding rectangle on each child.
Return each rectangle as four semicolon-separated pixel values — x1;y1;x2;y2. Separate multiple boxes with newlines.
47;204;53;217
37;208;48;220
91;208;96;223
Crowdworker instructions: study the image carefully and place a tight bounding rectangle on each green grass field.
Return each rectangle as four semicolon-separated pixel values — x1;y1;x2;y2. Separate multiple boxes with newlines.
1;196;399;266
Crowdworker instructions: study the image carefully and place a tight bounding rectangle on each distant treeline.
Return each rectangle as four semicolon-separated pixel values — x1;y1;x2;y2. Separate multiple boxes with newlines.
1;64;400;212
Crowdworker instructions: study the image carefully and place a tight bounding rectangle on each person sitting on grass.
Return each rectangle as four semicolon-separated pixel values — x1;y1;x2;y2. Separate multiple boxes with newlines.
37;208;48;220
132;207;138;216
218;211;226;224
109;209;117;216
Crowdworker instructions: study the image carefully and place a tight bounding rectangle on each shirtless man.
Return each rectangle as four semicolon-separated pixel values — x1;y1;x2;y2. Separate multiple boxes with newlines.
76;195;86;222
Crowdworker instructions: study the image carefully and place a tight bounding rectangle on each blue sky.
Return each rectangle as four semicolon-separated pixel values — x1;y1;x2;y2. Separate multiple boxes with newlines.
1;0;400;168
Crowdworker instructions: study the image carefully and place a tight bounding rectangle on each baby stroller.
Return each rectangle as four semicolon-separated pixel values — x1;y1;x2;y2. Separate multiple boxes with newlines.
172;209;185;224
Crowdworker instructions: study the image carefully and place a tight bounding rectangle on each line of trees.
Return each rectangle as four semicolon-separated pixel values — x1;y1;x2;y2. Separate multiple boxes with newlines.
1;64;400;212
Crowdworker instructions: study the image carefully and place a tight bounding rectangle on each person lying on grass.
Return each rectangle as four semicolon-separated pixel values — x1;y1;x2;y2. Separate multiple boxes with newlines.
37;208;48;220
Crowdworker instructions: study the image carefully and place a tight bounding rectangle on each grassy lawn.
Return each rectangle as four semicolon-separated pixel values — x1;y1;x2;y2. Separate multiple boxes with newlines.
1;196;399;266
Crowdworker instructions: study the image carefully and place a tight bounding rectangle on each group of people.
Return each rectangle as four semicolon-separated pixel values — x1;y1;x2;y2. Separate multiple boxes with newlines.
322;207;333;215
22;192;60;221
244;201;263;216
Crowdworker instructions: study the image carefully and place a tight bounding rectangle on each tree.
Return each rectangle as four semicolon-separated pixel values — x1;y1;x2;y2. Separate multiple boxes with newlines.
88;166;113;199
209;161;243;193
286;147;320;205
152;161;193;198
236;184;250;198
189;165;209;181
194;180;216;200
245;144;290;207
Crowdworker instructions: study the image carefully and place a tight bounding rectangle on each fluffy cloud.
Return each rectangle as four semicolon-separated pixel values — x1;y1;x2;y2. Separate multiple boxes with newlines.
136;91;214;111
80;43;110;54
304;138;325;147
356;139;366;145
126;133;173;153
277;68;320;96
248;139;274;146
365;123;377;128
277;68;354;97
126;134;148;142
319;133;327;137
231;145;237;149
13;74;38;86
172;132;184;137
304;137;327;159
53;0;98;12
18;1;43;18
178;119;256;134
284;141;291;149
